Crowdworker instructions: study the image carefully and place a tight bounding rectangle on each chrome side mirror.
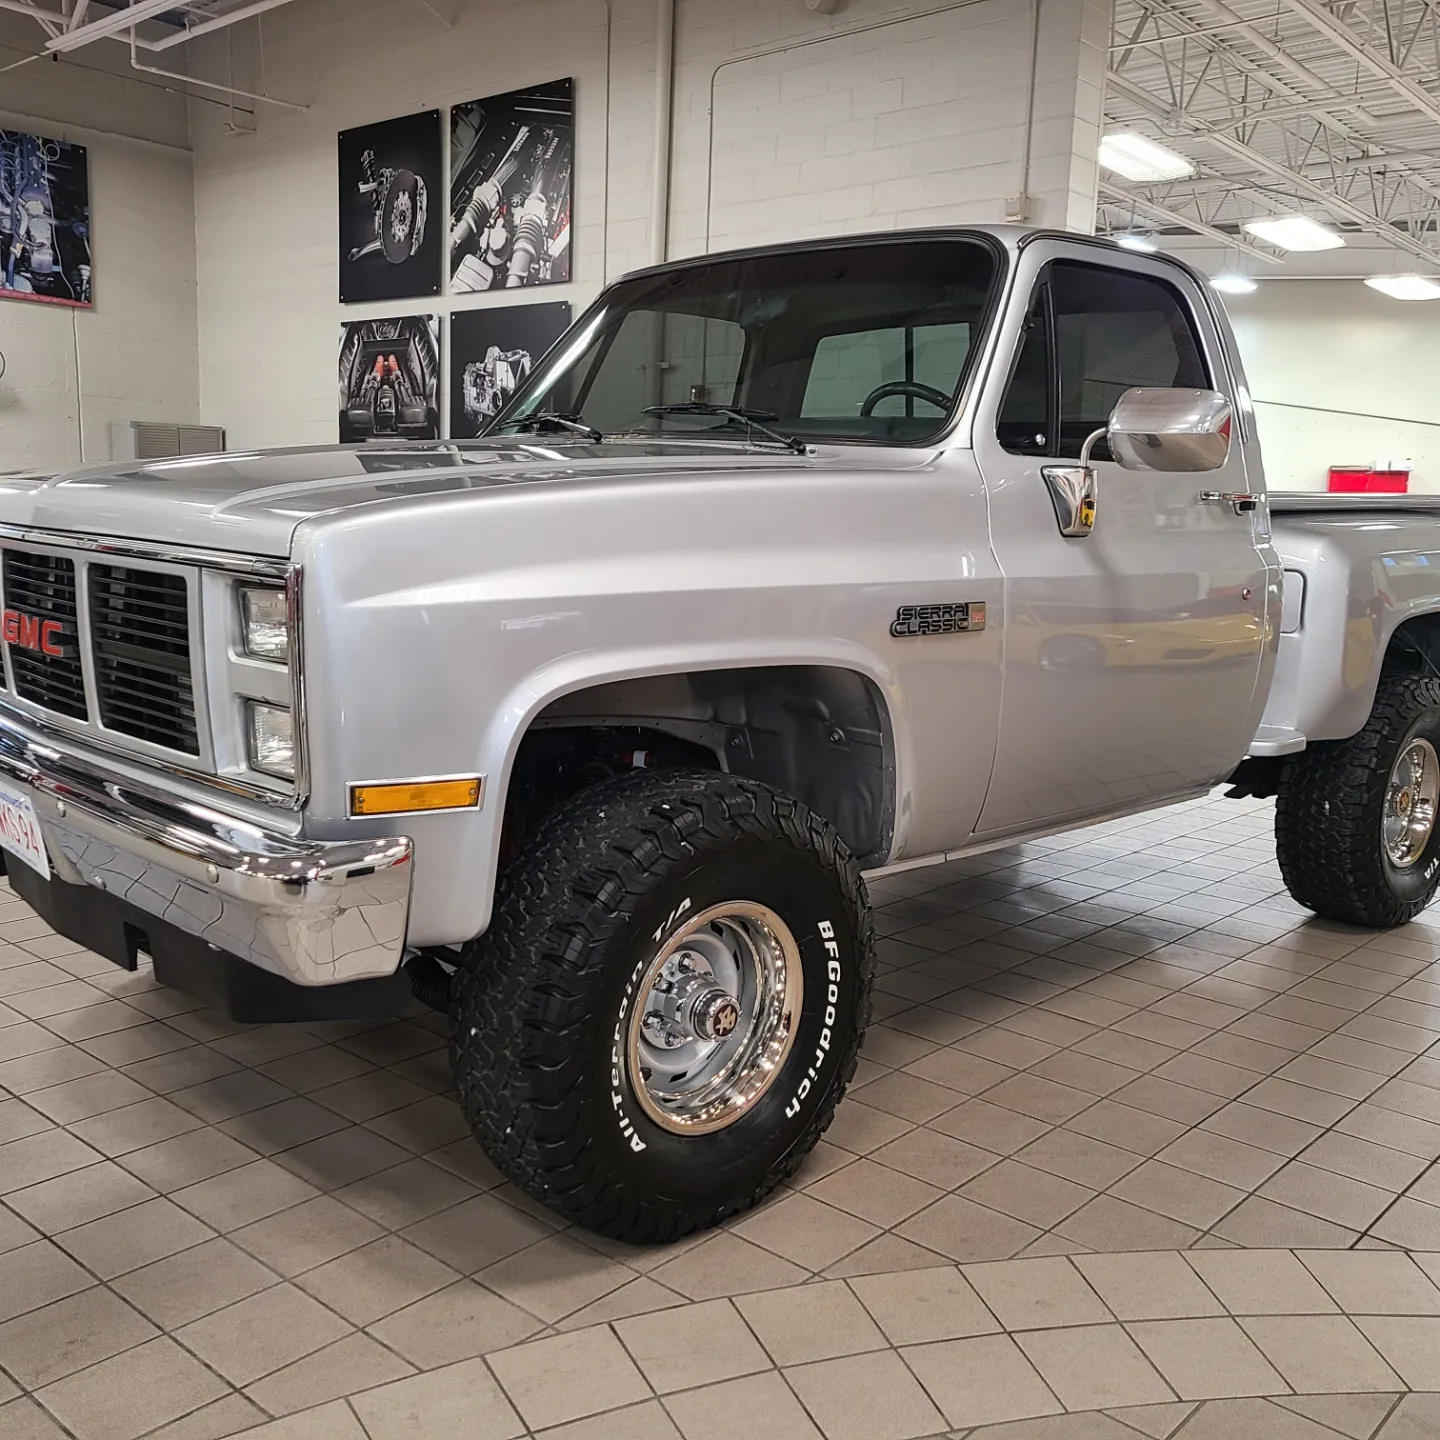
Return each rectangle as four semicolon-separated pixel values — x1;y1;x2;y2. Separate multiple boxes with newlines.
1106;388;1233;473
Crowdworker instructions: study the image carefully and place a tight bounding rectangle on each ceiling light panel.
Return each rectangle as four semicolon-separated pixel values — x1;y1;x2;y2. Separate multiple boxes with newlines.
1099;133;1196;184
1364;275;1440;301
1242;216;1345;252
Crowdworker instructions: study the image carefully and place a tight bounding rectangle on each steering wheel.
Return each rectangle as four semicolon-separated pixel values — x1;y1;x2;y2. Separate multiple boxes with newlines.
858;380;953;416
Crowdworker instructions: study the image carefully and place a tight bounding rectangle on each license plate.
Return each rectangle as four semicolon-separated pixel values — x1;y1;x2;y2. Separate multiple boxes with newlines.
0;780;49;879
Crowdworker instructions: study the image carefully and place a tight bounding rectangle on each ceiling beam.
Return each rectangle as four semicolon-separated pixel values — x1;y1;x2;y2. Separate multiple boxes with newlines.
1098;182;1287;260
44;0;182;52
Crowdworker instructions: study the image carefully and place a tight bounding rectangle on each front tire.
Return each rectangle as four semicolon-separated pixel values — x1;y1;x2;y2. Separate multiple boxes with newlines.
1276;672;1440;927
450;769;874;1242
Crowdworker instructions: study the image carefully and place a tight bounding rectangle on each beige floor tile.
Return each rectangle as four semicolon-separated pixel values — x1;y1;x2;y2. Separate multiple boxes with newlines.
1298;1251;1440;1315
57;1196;213;1281
487;1327;650;1431
116;1130;259;1194
350;1355;524;1440
901;1332;1061;1429
1295;1132;1428;1192
294;1234;459;1326
868;1127;1001;1189
786;1348;947;1440
556;1274;690;1331
367;1279;541;1367
0;1397;72;1440
1053;1195;1201;1253
1210;1197;1360;1249
982;1073;1095;1124
479;1233;635;1324
7;1161;156;1234
821;1100;914;1156
616;1296;769;1393
1018;1324;1176;1410
661;1372;817;1440
903;1045;1013;1096
172;1159;319;1232
821;1230;952;1279
1369;1196;1440;1249
0;1287;157;1388
853;1070;965;1124
1274;1393;1403;1440
897;1193;1041;1262
271;1126;412;1190
1201;1103;1323;1158
35;1335;229;1440
1155;1129;1287;1191
24;1072;151;1125
1258;1163;1393;1232
110;1237;275;1329
1109;1159;1246;1230
143;1392;268;1440
0;1204;38;1256
537;1398;682;1440
647;1232;810;1300
1128;1317;1291;1399
67;1099;205;1160
230;1195;383;1278
1075;1252;1225;1321
330;1157;478;1230
402;1192;557;1274
804;1156;942;1228
1014;1128;1144;1189
929;1097;1052;1154
1064;1101;1188;1156
1377;1393;1440;1440
1353;1317;1440;1390
244;1332;415;1416
1166;1396;1367;1439
849;1264;999;1344
735;1280;886;1366
176;1283;353;1386
958;1160;1095;1229
0;1131;104;1194
732;1191;878;1272
1184;1250;1338;1316
186;1399;363;1440
1238;1316;1402;1394
0;1240;93;1324
963;1256;1110;1329
1335;1102;1440;1158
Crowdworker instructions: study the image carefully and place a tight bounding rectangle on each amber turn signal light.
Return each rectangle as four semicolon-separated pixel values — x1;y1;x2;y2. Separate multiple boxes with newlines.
350;778;482;817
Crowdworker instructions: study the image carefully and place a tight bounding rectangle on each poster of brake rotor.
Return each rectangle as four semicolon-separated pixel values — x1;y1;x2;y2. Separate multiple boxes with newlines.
0;130;91;308
449;79;573;294
338;110;442;304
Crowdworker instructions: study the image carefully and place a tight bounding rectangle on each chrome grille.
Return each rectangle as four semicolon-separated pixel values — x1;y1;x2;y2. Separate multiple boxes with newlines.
3;550;86;720
89;565;198;755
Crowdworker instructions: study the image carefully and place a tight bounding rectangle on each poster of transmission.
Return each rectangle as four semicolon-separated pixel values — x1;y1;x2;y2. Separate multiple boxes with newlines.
0;130;92;308
449;78;573;294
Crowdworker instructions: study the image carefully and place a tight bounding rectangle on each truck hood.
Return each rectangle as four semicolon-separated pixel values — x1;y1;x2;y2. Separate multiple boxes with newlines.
0;438;879;558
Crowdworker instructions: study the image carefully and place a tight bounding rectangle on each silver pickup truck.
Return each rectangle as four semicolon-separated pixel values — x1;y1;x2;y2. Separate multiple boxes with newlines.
3;225;1440;1242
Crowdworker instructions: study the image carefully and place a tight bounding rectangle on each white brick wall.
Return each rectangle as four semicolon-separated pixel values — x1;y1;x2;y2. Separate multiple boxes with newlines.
0;13;198;473
190;0;1108;450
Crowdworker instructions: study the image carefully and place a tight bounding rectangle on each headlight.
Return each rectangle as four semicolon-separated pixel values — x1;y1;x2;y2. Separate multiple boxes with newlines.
247;703;294;779
240;586;289;662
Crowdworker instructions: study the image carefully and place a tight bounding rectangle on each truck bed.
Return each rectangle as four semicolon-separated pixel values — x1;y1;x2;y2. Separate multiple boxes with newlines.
1270;492;1440;515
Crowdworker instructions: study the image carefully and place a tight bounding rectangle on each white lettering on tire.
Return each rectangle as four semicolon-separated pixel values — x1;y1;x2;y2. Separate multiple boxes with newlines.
786;920;843;1119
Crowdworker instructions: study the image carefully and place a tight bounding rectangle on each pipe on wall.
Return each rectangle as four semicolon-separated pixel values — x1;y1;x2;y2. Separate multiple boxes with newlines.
649;0;675;265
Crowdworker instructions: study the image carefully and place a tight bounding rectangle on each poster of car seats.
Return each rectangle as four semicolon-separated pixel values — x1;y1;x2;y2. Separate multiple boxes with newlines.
339;314;441;443
0;130;91;308
449;79;573;294
448;301;571;438
338;110;442;304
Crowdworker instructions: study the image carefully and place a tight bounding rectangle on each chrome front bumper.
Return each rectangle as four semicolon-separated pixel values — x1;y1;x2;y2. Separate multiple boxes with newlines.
0;707;412;987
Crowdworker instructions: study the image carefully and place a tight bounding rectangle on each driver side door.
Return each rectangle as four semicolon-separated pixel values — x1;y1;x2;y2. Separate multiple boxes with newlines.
973;243;1275;836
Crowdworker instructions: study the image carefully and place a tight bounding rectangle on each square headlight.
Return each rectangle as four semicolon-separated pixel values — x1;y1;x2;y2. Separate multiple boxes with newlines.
247;702;294;779
240;586;289;663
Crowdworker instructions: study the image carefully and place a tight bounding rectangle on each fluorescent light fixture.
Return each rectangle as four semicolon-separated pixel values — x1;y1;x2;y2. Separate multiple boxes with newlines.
1115;233;1158;252
1364;274;1440;301
1242;215;1344;252
1099;132;1196;184
1211;273;1257;295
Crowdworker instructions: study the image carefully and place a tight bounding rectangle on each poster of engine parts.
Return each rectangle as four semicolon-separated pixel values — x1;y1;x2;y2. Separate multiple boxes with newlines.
0;130;91;308
449;79;573;294
449;301;571;438
338;314;441;443
338;110;442;304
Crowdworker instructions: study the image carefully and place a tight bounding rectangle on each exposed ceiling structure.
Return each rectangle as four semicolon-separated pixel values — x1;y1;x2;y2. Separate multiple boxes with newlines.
1101;0;1440;273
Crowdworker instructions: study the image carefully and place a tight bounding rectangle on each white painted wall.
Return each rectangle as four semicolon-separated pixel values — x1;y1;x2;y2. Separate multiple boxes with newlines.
1222;281;1440;494
189;0;1108;449
0;13;200;474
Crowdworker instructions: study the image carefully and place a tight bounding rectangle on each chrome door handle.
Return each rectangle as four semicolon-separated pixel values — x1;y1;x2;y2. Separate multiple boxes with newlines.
1199;490;1261;515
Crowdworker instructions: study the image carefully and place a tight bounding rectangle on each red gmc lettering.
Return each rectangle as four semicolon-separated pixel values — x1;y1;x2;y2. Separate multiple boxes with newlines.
1;611;64;656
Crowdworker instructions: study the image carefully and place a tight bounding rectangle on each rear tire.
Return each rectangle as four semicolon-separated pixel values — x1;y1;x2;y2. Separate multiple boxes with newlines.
450;769;874;1242
1276;672;1440;927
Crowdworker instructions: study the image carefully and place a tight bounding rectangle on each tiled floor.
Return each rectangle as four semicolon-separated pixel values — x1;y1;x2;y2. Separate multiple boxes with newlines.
6;793;1440;1436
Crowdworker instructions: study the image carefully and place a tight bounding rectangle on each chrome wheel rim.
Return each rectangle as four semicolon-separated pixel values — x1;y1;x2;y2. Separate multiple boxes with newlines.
1384;737;1440;868
626;901;803;1136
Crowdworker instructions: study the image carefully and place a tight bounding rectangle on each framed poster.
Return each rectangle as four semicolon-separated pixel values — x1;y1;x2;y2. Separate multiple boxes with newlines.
338;109;442;304
449;78;573;294
449;301;571;438
0;130;91;308
339;314;441;443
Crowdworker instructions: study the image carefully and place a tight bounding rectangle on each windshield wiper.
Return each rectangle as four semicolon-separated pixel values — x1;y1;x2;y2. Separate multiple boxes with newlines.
497;411;603;443
644;403;807;455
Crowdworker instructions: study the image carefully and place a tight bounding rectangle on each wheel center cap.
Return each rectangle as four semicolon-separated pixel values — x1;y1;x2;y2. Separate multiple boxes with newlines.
693;991;742;1041
1398;788;1413;816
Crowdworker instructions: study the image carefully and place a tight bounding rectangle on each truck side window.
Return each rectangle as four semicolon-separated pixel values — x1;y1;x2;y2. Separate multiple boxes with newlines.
998;262;1210;460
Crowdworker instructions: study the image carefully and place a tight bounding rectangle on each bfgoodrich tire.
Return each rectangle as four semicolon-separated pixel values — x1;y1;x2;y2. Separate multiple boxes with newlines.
450;769;874;1242
1276;672;1440;928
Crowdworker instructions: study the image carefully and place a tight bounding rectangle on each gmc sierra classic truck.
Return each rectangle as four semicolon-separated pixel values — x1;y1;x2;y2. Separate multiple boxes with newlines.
2;226;1440;1242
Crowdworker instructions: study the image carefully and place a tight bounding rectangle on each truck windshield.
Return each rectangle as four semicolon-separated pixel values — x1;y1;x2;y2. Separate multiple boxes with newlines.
493;237;999;445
